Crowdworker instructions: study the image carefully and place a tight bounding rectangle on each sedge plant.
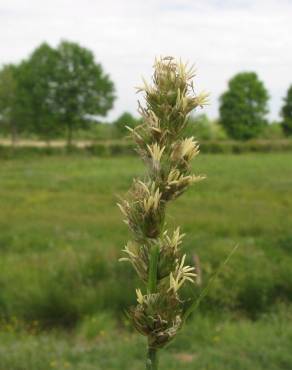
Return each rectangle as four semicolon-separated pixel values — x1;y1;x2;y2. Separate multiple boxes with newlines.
118;56;208;370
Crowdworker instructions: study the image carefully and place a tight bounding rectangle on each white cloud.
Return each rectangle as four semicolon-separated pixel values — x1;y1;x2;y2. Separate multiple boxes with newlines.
0;0;292;120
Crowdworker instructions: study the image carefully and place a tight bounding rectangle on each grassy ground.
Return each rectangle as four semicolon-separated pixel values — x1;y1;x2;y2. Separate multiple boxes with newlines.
0;153;292;369
0;308;291;370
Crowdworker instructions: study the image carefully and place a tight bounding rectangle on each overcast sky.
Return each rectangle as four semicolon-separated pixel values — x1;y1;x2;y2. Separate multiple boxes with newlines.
1;0;292;121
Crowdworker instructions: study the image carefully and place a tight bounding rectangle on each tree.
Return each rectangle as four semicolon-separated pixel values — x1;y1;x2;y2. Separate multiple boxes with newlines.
113;111;140;137
219;72;269;140
281;85;292;136
0;65;20;145
16;43;61;143
54;41;115;146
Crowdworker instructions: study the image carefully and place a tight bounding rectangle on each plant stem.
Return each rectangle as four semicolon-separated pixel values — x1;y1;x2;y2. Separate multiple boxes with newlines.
146;347;158;370
148;244;159;294
146;245;160;368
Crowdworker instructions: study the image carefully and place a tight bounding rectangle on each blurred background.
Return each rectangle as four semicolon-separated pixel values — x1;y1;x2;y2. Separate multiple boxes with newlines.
0;1;291;369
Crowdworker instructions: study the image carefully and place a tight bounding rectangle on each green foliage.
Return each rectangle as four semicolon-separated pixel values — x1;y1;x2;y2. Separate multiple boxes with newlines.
113;112;140;137
281;85;292;136
219;72;269;140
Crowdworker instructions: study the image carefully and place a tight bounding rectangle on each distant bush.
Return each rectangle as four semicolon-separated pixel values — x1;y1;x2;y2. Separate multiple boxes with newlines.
184;114;228;140
1;139;292;159
261;122;284;140
199;140;292;154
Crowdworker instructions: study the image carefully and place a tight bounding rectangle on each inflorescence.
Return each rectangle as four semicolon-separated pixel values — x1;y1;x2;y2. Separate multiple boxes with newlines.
118;56;208;350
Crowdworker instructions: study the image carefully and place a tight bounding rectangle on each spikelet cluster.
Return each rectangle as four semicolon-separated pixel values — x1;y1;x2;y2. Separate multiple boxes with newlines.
118;57;207;349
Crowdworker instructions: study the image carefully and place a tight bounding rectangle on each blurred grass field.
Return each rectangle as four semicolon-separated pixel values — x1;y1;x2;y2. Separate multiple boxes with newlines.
0;153;292;369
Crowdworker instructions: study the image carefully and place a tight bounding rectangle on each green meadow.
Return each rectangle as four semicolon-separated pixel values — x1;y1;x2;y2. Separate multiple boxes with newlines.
0;153;292;369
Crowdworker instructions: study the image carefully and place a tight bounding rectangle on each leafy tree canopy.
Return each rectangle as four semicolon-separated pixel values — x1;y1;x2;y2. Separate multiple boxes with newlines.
16;43;60;140
54;41;115;144
219;72;269;140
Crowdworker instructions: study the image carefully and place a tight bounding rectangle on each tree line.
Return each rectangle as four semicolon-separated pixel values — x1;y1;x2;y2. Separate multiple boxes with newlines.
0;41;292;145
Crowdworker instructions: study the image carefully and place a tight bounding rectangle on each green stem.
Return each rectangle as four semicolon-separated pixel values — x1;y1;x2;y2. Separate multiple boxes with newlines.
146;245;160;368
148;244;159;293
146;347;158;370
